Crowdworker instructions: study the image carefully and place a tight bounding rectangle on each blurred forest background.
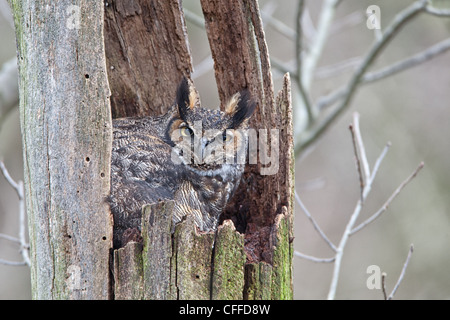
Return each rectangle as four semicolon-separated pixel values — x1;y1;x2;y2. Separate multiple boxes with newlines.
1;0;449;299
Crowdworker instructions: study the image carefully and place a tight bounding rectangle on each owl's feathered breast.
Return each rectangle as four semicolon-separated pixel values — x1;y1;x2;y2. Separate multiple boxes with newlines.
110;114;180;230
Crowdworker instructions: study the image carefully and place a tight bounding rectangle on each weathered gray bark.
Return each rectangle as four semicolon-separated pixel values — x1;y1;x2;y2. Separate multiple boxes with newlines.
10;0;113;299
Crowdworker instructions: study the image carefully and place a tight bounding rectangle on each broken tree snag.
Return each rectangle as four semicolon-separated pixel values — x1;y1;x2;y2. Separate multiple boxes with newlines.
201;0;294;299
114;242;143;300
113;201;216;300
270;208;294;299
243;262;272;300
172;217;215;300
211;220;246;300
270;77;294;299
112;201;176;300
141;201;175;300
104;0;193;118
242;77;294;300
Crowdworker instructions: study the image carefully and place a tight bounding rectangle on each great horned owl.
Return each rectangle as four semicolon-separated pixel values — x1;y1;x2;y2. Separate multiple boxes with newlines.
109;78;255;248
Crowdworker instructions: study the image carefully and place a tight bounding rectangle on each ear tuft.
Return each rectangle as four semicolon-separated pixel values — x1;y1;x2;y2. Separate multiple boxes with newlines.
226;90;256;128
225;92;241;115
176;77;199;120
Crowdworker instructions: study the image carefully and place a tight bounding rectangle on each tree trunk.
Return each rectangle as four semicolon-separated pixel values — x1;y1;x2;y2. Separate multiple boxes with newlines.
10;0;113;299
11;0;294;300
103;0;193;118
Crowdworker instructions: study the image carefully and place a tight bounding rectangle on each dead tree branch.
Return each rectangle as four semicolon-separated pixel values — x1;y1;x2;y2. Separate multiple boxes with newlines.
285;0;450;156
293;113;423;300
316;37;450;111
0;160;30;267
386;244;414;300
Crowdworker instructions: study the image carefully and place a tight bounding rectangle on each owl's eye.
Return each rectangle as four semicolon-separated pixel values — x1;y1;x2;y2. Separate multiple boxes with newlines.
222;130;234;143
180;126;194;137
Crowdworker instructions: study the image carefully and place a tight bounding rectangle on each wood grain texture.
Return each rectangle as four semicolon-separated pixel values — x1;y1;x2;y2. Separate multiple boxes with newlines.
243;262;272;299
211;220;246;300
10;0;113;299
114;242;143;300
172;216;215;300
141;201;175;300
104;0;193;118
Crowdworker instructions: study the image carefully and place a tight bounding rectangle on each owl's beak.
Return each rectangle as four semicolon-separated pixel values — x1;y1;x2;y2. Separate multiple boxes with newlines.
191;137;206;165
193;136;221;165
197;137;209;164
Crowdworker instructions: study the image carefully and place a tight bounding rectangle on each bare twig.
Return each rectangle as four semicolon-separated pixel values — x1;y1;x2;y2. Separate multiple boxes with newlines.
349;112;387;203
295;190;337;252
183;8;205;29
381;272;388;300
349;124;365;198
0;160;21;197
327;197;363;299
296;0;433;155
295;0;314;125
261;1;296;41
302;0;340;91
362;37;450;84
294;251;335;263
349;112;371;202
0;233;21;244
387;244;414;300
330;11;364;35
326;115;422;300
352;113;370;182
351;162;424;235
369;142;391;182
0;161;30;267
0;258;28;267
316;37;450;112
295;113;421;299
315;56;362;79
425;5;450;17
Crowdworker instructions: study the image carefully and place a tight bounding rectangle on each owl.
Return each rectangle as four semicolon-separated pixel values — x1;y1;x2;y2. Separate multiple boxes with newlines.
109;77;256;248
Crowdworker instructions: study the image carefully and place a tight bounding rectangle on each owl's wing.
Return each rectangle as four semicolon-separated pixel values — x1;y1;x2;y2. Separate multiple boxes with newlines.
110;120;182;233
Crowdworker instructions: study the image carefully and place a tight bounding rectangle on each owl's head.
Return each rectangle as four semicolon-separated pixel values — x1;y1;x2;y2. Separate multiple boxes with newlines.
169;77;256;175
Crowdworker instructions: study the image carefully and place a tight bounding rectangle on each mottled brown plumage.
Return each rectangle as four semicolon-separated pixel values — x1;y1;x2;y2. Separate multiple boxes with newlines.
109;78;255;248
